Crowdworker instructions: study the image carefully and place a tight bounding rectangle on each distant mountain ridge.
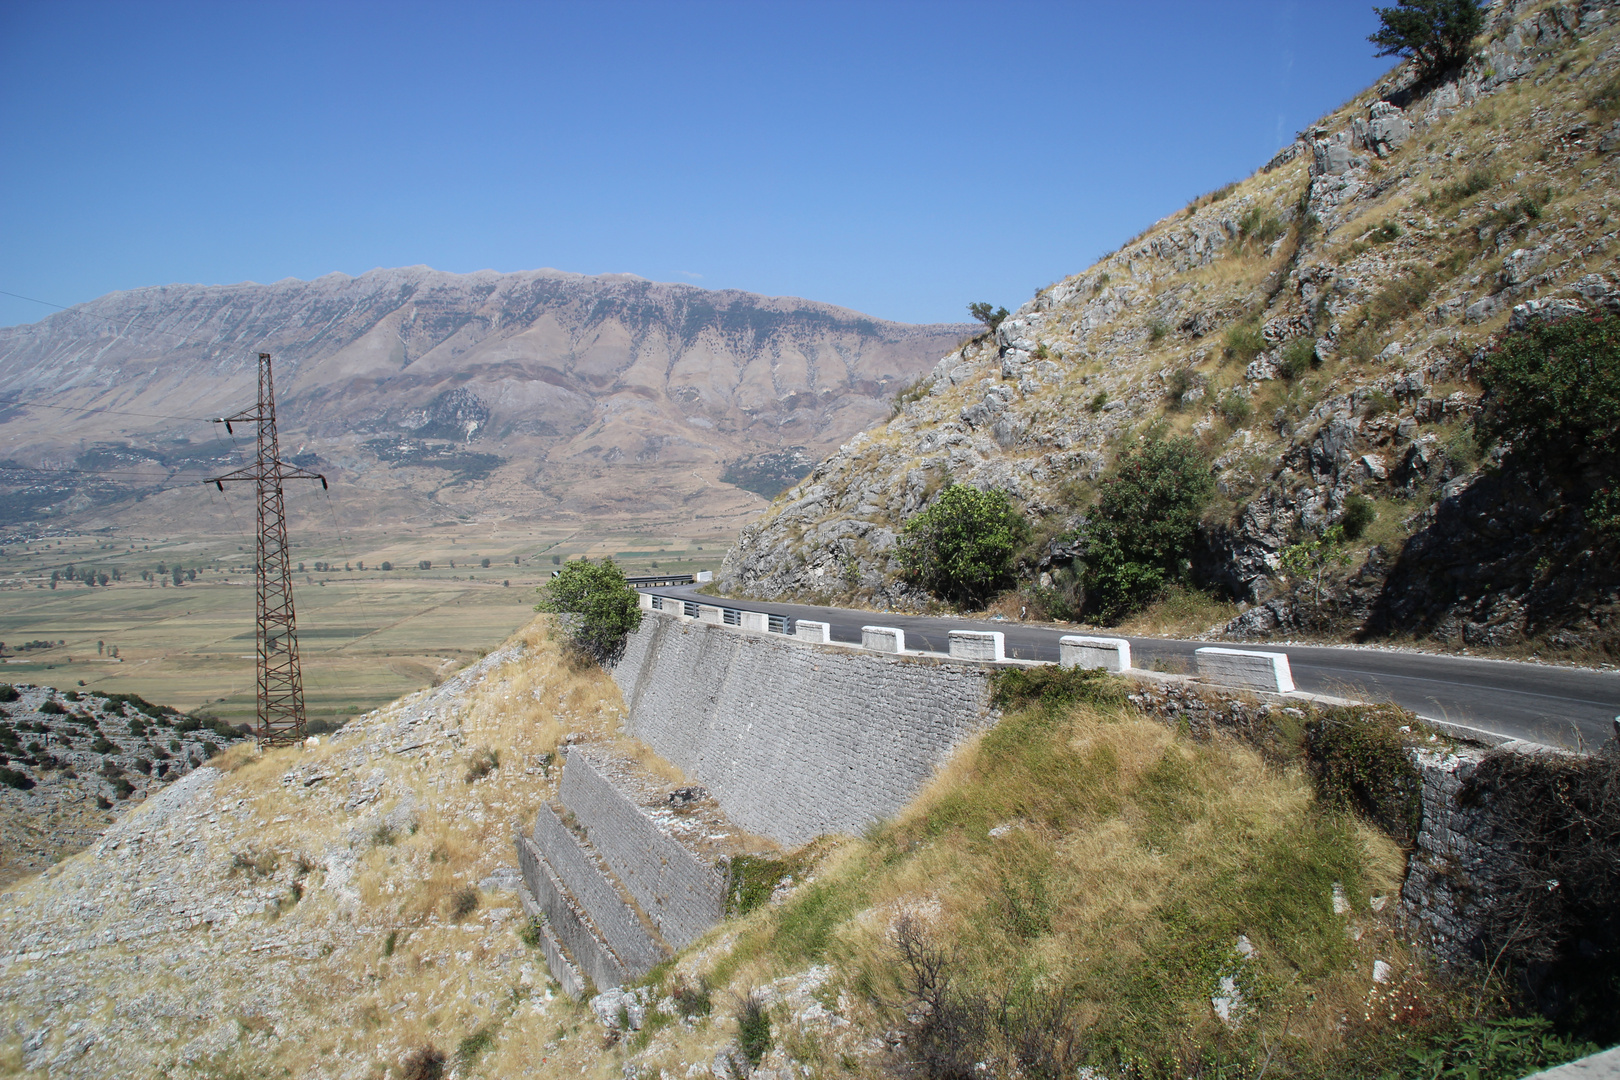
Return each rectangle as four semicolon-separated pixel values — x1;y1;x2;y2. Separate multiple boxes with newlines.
0;266;971;530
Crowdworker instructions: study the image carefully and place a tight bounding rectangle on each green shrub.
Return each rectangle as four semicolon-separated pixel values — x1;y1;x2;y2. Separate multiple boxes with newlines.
1237;205;1286;248
1087;391;1108;413
1339;493;1377;540
455;1026;495;1066
464;746;499;784
1304;705;1424;841
1369;0;1485;82
1278;337;1319;380
1147;318;1169;343
898;484;1030;607
736;993;772;1067
0;766;34;790
672;975;713;1018
533;557;643;665
0;685;16;703
1077;437;1214;623
38;699;64;715
1587;70;1620;120
1429;164;1497;207
989;666;1130;711
1479;312;1620;468
1217;390;1253;426
1224;319;1265;362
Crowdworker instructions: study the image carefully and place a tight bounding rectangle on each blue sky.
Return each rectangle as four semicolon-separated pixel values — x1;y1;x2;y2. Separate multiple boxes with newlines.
0;1;1394;328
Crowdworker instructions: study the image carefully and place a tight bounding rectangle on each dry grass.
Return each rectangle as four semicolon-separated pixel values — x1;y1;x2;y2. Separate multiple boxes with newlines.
1113;585;1241;639
644;696;1415;1078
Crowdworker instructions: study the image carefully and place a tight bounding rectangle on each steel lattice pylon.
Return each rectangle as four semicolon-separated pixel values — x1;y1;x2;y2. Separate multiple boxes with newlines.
206;353;326;747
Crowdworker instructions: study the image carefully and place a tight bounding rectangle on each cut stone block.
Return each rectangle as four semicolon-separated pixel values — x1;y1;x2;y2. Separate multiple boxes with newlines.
516;878;585;999
516;833;628;992
948;630;1004;662
560;748;727;950
529;805;666;976
1060;636;1131;672
794;620;830;644
862;626;905;653
1195;647;1294;693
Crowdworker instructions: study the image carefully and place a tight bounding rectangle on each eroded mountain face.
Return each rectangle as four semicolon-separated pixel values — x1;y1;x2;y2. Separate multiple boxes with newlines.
722;0;1620;653
0;267;969;531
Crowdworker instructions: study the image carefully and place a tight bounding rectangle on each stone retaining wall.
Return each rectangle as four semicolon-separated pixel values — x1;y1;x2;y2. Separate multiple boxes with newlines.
612;613;994;846
515;834;627;993
528;804;666;974
560;748;727;949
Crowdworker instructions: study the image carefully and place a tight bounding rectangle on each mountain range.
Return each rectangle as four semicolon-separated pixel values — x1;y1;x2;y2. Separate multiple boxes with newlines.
0;266;970;534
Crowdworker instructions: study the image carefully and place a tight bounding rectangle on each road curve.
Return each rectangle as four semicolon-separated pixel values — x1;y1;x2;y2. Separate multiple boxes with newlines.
652;584;1620;751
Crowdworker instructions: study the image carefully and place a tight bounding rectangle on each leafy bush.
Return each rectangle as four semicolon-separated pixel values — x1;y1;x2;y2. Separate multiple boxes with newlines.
1237;205;1286;248
38;699;64;715
1164;368;1196;408
1075;437;1214;623
455;1026;495;1066
1479;312;1620;468
0;685;16;703
533;557;643;665
1304;705;1424;841
898;484;1030;607
1369;0;1485;81
1340;493;1377;540
1086;391;1108;413
1429;164;1497;207
1147;318;1169;343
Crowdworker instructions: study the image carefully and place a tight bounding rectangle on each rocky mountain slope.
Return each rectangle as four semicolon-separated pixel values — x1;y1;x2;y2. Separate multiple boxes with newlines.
722;0;1620;655
0;268;968;532
0;684;243;886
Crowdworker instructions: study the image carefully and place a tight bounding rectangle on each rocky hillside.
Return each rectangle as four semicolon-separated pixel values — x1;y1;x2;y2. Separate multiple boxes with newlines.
0;268;968;531
722;0;1620;655
0;684;243;887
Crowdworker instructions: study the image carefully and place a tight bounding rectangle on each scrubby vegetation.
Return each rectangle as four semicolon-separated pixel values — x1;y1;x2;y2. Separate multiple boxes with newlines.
669;686;1599;1079
898;484;1029;606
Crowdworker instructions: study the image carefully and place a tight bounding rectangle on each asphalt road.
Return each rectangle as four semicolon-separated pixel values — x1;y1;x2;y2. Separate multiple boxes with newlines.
653;584;1620;751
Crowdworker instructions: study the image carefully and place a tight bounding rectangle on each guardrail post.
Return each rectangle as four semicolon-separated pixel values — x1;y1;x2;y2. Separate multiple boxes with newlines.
1059;636;1131;672
697;605;723;625
794;620;830;644
740;610;769;632
1194;647;1294;693
862;626;905;653
948;630;1004;662
638;592;655;612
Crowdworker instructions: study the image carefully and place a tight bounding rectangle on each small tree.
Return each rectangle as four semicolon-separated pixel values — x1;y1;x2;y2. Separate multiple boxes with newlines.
1076;436;1215;623
1369;0;1485;82
968;302;1010;332
534;557;643;665
898;484;1029;607
1280;525;1353;624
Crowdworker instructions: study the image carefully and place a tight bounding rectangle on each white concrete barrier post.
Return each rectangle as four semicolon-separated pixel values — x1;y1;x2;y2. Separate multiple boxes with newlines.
638;592;656;612
794;620;830;644
862;626;905;653
1195;647;1295;693
697;605;724;625
740;610;769;632
1059;636;1131;672
948;630;1005;662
